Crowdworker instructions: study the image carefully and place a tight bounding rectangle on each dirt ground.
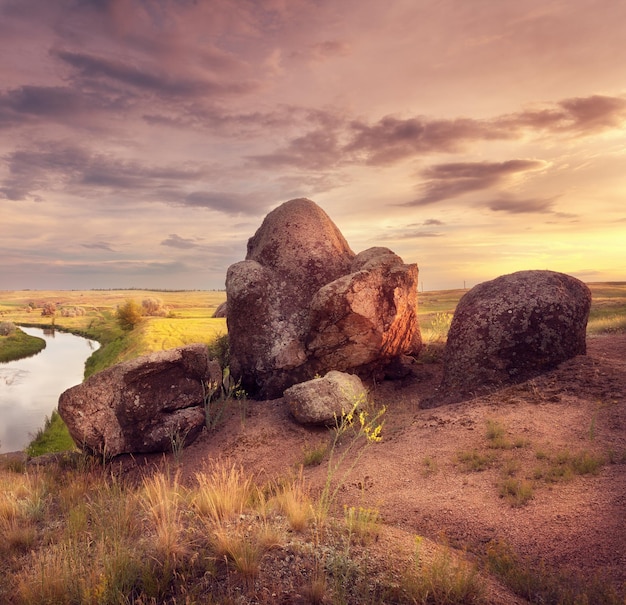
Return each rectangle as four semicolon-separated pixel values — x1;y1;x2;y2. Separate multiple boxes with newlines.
122;334;626;602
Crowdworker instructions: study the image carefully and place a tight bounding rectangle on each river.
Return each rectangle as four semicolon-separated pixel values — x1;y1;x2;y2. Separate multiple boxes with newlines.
0;327;99;454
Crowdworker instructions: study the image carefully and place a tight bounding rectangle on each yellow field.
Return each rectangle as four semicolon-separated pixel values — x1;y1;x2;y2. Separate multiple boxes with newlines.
1;282;624;361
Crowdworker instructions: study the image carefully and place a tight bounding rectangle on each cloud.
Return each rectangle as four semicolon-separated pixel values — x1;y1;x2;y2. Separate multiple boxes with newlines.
404;159;547;206
160;234;199;250
248;128;343;170
486;196;557;214
81;241;115;252
0;85;116;129
55;50;257;99
344;116;506;165
305;39;352;62
182;191;269;216
0;143;205;201
499;95;626;135
254;94;626;169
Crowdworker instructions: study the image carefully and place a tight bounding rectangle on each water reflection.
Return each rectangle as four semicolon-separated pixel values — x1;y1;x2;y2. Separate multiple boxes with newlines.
0;327;99;454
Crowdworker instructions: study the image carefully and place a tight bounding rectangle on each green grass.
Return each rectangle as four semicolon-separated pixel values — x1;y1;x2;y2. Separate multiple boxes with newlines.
533;449;605;483
0;328;46;362
457;449;497;472
25;410;76;457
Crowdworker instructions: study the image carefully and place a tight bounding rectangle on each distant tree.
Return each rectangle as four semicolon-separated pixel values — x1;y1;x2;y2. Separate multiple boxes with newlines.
41;302;56;317
142;297;168;317
117;299;143;330
0;321;16;336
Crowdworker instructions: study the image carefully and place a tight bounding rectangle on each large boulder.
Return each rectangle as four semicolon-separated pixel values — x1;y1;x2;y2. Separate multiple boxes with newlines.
58;344;220;457
226;198;422;398
307;247;421;370
284;371;367;425
435;270;591;403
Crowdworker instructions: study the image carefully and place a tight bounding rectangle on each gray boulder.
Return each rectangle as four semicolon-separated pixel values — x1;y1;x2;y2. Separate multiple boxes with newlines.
435;270;591;404
284;371;367;425
226;198;422;398
58;344;220;457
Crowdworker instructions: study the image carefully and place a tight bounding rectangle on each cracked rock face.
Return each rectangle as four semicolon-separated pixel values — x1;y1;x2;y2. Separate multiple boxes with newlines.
436;270;592;403
58;344;219;456
226;198;422;398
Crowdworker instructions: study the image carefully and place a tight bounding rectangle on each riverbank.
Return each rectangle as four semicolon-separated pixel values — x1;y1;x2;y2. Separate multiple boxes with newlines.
0;327;46;363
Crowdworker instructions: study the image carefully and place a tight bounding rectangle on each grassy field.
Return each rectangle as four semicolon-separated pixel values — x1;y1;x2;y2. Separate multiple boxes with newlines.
1;282;624;375
1;282;625;455
0;289;226;377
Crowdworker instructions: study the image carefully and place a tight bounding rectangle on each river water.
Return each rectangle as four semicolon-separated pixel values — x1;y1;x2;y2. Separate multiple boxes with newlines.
0;327;99;454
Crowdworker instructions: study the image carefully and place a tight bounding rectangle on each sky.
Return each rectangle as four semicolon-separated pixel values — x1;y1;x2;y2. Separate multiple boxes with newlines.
1;0;625;292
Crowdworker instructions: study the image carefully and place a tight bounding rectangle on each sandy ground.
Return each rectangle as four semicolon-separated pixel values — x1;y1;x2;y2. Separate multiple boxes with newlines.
111;334;626;602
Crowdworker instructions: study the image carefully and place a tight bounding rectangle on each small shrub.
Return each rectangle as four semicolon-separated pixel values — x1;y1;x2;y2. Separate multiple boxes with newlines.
207;332;229;367
499;478;534;507
301;442;327;467
142;297;168;317
533;449;605;484
41;301;56;316
403;536;485;604
457;449;496;472
0;321;16;336
272;475;312;532
343;505;381;545
422;455;438;476
194;463;255;524
116;299;143;330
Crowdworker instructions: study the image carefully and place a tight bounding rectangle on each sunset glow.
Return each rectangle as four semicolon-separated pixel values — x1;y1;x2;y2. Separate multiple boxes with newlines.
1;0;625;290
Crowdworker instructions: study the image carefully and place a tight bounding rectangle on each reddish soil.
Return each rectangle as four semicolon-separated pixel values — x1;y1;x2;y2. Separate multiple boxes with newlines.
120;334;626;603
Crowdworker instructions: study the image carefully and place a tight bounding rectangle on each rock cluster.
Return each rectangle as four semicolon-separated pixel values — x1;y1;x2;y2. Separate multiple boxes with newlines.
226;198;422;399
433;270;591;404
58;344;220;457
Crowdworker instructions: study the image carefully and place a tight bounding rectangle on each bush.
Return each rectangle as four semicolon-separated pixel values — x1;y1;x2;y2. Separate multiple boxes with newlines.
116;299;143;330
41;302;56;317
60;306;86;318
142;297;168;317
0;321;16;336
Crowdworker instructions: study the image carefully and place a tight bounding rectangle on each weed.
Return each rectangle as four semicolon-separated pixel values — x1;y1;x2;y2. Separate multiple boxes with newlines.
456;449;496;472
499;478;534;507
301;441;328;467
272;474;312;532
316;394;386;521
486;539;625;604
204;368;249;430
485;419;528;450
402;536;485;604
168;425;191;464
141;472;189;563
423;311;454;343
422;455;438;476
343;505;381;546
533;449;605;484
194;462;255;523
